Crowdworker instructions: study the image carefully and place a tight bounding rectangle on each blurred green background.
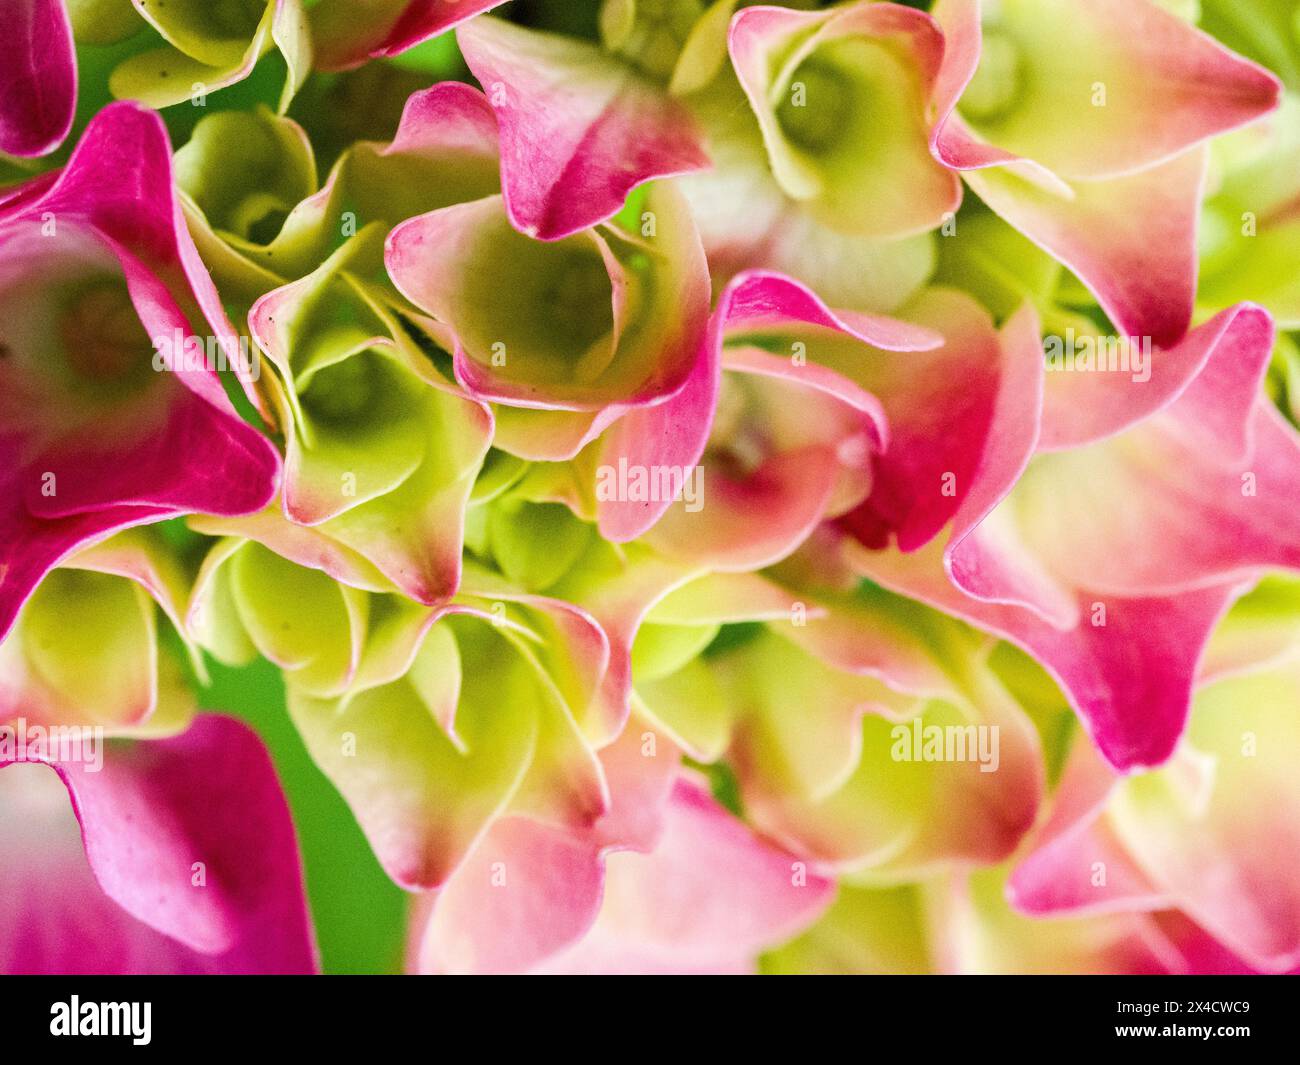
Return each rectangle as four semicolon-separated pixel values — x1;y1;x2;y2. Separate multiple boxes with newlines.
201;660;408;974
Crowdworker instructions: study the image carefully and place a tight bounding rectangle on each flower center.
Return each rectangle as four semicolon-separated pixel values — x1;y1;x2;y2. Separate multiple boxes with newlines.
57;281;152;383
776;55;856;155
300;351;383;425
540;251;619;356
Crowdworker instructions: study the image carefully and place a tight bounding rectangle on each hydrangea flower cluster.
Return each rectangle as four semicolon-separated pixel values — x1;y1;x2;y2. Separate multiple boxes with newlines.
2;0;1299;975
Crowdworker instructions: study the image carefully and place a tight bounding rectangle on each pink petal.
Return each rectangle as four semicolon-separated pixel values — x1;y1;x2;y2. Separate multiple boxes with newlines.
411;722;681;975
969;316;1300;600
640;351;887;571
415;816;606;975
1007;739;1168;917
1011;671;1300;973
1039;303;1274;451
594;312;721;542
0;104;281;639
854;525;1248;770
457;16;710;240
846;297;1300;769
0;0;76;157
538;777;833;974
962;148;1208;348
597;271;939;543
1;716;317;973
842;293;1038;552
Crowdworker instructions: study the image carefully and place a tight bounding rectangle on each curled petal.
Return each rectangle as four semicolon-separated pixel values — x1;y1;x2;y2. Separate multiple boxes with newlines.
0;716;317;974
457;16;710;240
312;0;509;70
730;2;960;238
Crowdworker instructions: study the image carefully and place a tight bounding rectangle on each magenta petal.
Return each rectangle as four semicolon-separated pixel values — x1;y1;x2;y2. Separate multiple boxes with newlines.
28;101;268;416
1039;304;1275;451
645;352;889;572
963;148;1208;348
1;716;317;974
27;388;281;520
844;298;1299;769
0;104;281;639
599;270;933;548
856;539;1243;770
595;312;721;543
964;306;1300;601
385;79;501;159
843;293;1039;553
379;0;509;56
1007;739;1168;918
1004;587;1242;771
719;270;945;352
456;17;710;240
313;0;510;69
0;0;76;157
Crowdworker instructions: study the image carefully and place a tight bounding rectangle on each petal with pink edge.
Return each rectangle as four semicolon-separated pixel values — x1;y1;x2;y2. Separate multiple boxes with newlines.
851;535;1246;770
1012;659;1300;972
457;16;710;240
538;777;834;974
935;0;1281;181
729;1;960;238
1109;664;1300;972
311;0;509;70
411;720;682;975
387;182;709;413
960;148;1208;348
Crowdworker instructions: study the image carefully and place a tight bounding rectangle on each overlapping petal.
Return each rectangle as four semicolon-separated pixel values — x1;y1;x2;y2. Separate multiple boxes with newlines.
730;2;961;238
0;103;280;642
930;0;1282;344
312;0;509;70
457;15;711;239
1010;651;1300;972
846;293;1300;770
0;527;198;733
0;714;317;974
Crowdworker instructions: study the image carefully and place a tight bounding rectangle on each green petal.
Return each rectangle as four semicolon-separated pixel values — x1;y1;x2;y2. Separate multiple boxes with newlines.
174;106;315;244
487;499;593;592
228;540;367;696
